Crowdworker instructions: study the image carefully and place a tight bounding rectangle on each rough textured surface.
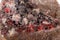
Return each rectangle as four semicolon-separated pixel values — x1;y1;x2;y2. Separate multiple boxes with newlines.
1;26;60;40
30;0;59;18
0;0;60;40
